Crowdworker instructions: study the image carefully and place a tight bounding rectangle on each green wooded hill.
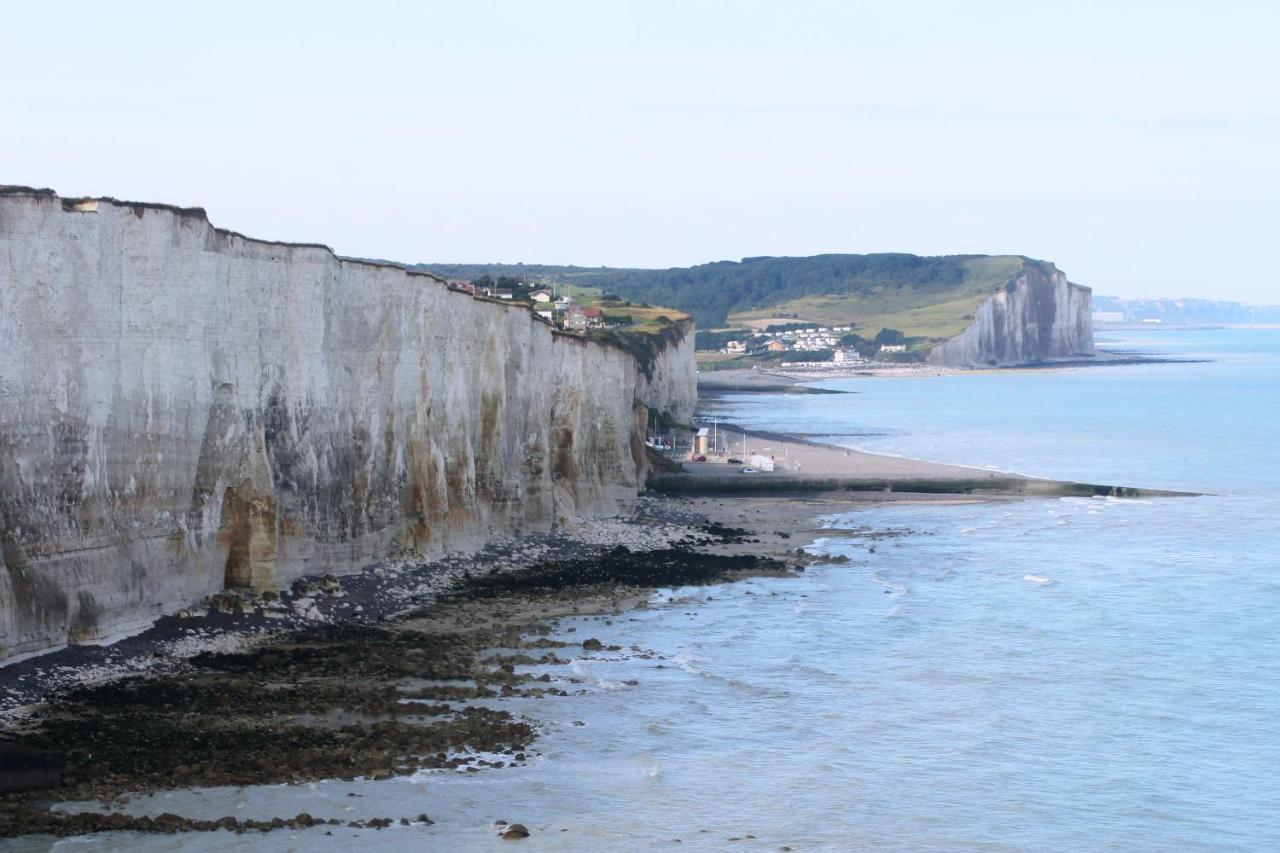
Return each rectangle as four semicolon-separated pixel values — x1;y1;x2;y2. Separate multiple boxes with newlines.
417;254;1054;338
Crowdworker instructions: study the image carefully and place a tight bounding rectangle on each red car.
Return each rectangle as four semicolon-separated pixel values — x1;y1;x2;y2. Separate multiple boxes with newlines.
691;454;707;462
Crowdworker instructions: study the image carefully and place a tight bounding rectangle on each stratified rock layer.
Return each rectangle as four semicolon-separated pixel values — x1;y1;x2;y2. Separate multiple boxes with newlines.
927;261;1094;367
0;188;695;661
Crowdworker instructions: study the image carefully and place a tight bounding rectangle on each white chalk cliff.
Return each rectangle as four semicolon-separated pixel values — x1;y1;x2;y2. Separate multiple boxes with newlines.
0;188;696;662
927;261;1094;367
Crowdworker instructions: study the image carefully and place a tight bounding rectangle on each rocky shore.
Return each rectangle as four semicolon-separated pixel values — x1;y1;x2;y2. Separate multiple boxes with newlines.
0;497;822;841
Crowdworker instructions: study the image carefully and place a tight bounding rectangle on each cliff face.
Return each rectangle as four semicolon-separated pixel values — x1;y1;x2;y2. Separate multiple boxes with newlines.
927;262;1094;367
0;189;695;662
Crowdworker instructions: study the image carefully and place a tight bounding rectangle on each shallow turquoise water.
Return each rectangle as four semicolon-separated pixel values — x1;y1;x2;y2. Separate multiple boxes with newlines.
41;330;1280;851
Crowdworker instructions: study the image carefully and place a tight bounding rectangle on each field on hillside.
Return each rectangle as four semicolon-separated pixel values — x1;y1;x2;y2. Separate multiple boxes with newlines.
729;256;1024;339
418;254;1041;338
596;302;689;334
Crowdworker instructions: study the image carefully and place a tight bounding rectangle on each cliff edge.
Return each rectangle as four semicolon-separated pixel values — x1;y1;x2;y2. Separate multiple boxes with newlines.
927;260;1094;367
0;187;696;662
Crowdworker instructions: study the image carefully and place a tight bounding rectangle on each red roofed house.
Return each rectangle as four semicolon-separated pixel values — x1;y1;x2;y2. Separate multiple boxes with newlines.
565;306;605;332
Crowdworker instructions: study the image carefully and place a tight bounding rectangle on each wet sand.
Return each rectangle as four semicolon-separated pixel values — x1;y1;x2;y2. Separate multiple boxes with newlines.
697;369;846;394
660;424;1193;499
682;423;1003;481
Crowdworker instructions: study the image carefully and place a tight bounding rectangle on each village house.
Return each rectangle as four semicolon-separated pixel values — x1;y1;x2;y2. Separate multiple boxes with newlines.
564;305;604;332
766;340;788;353
879;343;907;353
529;289;553;303
725;340;747;354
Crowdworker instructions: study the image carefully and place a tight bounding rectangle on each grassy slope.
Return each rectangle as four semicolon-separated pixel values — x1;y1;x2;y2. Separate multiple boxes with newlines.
416;255;1042;342
595;302;689;334
729;256;1025;339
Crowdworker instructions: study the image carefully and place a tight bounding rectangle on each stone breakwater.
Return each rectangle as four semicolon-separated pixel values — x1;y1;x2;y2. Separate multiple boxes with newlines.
0;187;696;663
928;260;1094;367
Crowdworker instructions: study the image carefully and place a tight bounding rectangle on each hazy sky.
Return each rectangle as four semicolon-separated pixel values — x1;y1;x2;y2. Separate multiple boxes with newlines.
4;1;1278;301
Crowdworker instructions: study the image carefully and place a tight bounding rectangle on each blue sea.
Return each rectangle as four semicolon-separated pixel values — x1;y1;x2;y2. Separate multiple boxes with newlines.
41;330;1280;852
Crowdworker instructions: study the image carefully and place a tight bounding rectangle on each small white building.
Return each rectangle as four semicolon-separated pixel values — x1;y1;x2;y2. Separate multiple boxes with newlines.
530;290;553;303
879;344;907;354
693;428;711;456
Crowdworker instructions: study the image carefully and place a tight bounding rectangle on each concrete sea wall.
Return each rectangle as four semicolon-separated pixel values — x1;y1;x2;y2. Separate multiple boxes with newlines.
0;188;696;662
928;262;1094;367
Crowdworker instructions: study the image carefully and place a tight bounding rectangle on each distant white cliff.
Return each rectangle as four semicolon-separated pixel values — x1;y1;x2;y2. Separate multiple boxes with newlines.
928;261;1094;367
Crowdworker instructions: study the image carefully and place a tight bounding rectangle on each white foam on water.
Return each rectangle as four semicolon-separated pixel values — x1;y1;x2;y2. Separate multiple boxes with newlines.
671;651;707;675
566;657;634;691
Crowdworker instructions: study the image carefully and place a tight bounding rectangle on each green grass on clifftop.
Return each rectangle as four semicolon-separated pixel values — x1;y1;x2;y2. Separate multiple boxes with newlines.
731;256;1027;340
416;254;1047;338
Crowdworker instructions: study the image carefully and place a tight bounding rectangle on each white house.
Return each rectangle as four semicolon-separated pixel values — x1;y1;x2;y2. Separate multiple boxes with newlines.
530;290;553;303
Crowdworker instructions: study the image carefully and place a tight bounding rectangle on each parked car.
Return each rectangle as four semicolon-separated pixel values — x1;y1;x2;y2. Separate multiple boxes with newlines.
740;466;758;474
691;454;707;462
726;457;743;464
